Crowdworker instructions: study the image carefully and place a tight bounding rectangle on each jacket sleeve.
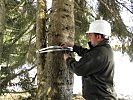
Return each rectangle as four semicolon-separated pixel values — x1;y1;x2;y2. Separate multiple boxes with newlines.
66;48;106;76
73;45;90;57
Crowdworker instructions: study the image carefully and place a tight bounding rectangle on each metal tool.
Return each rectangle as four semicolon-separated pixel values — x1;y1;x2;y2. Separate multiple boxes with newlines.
36;46;73;53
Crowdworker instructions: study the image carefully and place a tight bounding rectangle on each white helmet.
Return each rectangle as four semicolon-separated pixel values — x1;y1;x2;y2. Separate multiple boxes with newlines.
86;20;111;36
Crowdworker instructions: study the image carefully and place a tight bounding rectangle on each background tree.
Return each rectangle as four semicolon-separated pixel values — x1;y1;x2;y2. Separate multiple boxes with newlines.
74;0;90;47
0;0;37;96
0;0;5;95
0;0;5;63
36;0;47;99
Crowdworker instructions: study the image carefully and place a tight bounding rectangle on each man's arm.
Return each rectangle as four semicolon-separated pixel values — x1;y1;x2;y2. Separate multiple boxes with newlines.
65;49;105;76
73;45;90;57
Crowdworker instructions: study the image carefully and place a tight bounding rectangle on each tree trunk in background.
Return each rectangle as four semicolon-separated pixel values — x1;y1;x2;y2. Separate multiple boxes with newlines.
45;0;75;99
36;0;47;99
0;0;5;64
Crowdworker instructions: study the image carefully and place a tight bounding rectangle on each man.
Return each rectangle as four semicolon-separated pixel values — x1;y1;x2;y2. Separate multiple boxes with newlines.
61;20;117;100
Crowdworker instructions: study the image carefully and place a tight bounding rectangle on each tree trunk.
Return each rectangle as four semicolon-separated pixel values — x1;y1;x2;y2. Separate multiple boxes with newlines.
45;0;75;99
36;0;47;99
0;0;5;64
0;0;5;94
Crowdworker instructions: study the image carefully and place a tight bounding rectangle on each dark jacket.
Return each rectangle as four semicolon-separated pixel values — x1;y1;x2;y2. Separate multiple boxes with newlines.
66;40;117;100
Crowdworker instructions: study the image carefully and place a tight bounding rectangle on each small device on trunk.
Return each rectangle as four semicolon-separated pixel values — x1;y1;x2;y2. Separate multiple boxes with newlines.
36;46;73;54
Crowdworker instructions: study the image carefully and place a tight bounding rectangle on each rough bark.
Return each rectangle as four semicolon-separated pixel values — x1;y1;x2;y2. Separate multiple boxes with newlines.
36;0;47;99
0;1;5;92
45;0;75;99
0;0;5;64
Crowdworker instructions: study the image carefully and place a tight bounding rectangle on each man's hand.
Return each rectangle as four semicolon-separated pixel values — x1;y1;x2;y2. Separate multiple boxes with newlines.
61;42;74;61
64;53;71;61
61;42;74;48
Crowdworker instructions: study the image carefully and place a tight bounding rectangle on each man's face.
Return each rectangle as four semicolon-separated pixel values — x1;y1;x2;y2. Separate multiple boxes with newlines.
88;33;103;46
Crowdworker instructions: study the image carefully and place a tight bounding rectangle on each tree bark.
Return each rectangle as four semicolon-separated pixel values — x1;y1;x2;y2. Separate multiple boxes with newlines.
45;0;75;99
0;1;5;92
36;0;47;99
0;0;5;64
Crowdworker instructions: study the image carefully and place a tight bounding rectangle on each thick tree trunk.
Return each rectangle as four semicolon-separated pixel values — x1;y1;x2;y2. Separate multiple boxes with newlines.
36;0;47;99
0;0;5;64
45;0;75;99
